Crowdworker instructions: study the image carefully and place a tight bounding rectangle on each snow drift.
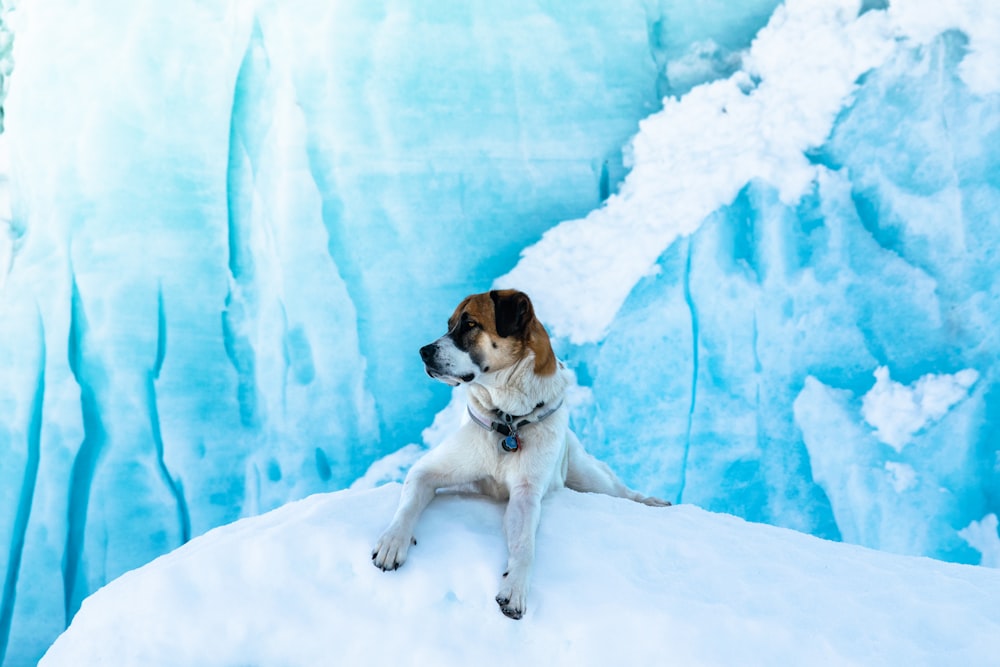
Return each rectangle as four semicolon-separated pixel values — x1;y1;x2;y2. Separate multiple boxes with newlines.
39;485;1000;666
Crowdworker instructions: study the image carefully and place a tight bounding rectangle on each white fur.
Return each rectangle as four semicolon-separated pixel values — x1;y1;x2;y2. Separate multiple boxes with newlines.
373;339;668;619
421;335;479;387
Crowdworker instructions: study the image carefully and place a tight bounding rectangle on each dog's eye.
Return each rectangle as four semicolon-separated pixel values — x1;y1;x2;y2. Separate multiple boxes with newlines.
467;320;479;329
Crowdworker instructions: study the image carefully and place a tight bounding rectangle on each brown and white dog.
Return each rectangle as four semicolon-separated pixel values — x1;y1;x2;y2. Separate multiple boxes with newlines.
371;289;669;619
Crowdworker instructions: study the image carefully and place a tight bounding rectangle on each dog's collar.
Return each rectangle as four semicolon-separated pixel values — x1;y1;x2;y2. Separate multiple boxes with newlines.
467;400;564;453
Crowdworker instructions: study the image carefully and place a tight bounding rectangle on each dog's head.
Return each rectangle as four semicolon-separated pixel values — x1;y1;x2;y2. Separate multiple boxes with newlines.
419;289;556;386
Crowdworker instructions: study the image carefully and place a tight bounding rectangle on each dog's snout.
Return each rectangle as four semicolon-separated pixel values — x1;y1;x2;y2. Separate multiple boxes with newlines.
419;344;436;364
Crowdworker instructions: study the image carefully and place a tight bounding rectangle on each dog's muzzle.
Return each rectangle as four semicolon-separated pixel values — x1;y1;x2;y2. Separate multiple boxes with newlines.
419;342;474;386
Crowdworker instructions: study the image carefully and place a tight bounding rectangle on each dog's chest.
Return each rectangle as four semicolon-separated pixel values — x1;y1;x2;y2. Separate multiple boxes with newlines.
468;423;569;498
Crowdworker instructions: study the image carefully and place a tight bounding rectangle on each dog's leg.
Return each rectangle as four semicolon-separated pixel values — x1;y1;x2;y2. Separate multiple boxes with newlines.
372;446;478;571
371;466;436;571
495;485;543;620
565;432;671;507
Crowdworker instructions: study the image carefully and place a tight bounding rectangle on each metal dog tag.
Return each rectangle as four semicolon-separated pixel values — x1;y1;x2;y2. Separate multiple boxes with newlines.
500;433;521;452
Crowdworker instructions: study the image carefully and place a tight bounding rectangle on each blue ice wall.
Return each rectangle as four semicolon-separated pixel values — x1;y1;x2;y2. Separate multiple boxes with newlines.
0;1;779;664
4;0;998;665
571;30;999;559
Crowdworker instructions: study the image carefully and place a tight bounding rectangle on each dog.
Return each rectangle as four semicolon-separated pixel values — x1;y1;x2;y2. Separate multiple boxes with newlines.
371;289;670;619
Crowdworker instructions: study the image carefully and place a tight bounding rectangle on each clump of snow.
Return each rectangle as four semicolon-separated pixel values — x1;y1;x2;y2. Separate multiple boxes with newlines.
959;514;1000;568
498;0;895;342
40;485;1000;666
861;366;978;452
499;0;1000;343
888;0;1000;94
884;461;918;493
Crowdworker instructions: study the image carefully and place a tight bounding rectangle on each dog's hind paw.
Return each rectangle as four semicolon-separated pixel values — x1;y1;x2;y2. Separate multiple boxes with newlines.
371;530;415;572
629;492;673;507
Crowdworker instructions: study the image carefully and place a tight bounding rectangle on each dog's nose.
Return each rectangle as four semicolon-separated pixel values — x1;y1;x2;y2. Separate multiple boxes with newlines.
419;344;436;363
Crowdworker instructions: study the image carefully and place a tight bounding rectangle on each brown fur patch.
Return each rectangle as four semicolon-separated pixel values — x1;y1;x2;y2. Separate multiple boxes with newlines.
448;291;556;377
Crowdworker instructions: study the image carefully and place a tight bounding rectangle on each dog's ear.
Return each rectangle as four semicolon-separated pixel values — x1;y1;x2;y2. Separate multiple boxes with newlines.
490;290;533;338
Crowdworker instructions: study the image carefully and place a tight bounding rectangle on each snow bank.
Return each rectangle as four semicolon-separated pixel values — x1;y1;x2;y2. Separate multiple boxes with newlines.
41;485;1000;666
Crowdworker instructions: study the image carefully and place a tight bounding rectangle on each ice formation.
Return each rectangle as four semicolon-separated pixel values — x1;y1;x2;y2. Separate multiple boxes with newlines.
0;0;998;663
504;0;999;559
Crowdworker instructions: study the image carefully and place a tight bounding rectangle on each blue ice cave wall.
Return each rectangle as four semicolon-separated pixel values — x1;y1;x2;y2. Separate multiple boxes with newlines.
578;32;1000;560
1;0;999;665
0;0;782;664
503;0;1000;568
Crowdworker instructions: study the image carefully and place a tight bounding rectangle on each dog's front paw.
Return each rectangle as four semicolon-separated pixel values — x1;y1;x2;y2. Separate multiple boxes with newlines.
642;496;672;507
371;529;416;572
495;573;528;620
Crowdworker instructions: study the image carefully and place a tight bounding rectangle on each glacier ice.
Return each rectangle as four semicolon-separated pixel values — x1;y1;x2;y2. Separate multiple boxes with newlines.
1;0;999;664
2;0;755;663
501;0;903;343
512;1;1000;561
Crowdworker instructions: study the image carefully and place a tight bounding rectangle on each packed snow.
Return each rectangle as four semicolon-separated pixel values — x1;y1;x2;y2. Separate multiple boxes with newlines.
959;514;1000;568
38;485;1000;666
1;0;999;663
861;366;979;452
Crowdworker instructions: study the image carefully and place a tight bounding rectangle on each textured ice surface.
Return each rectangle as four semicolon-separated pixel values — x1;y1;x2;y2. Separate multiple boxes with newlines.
0;1;721;663
501;0;999;562
566;29;1000;554
2;0;1000;664
501;0;900;343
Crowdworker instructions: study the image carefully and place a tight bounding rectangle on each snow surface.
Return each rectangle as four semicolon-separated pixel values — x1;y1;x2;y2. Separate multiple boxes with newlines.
39;485;1000;666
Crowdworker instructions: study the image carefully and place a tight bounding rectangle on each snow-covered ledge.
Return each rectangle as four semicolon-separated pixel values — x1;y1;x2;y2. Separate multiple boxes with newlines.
41;485;1000;665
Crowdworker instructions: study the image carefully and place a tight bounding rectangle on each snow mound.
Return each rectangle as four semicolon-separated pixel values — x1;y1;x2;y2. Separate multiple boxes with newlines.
41;485;1000;666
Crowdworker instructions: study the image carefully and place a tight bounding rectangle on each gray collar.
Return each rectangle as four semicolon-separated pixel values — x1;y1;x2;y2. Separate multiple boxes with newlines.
467;399;564;452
